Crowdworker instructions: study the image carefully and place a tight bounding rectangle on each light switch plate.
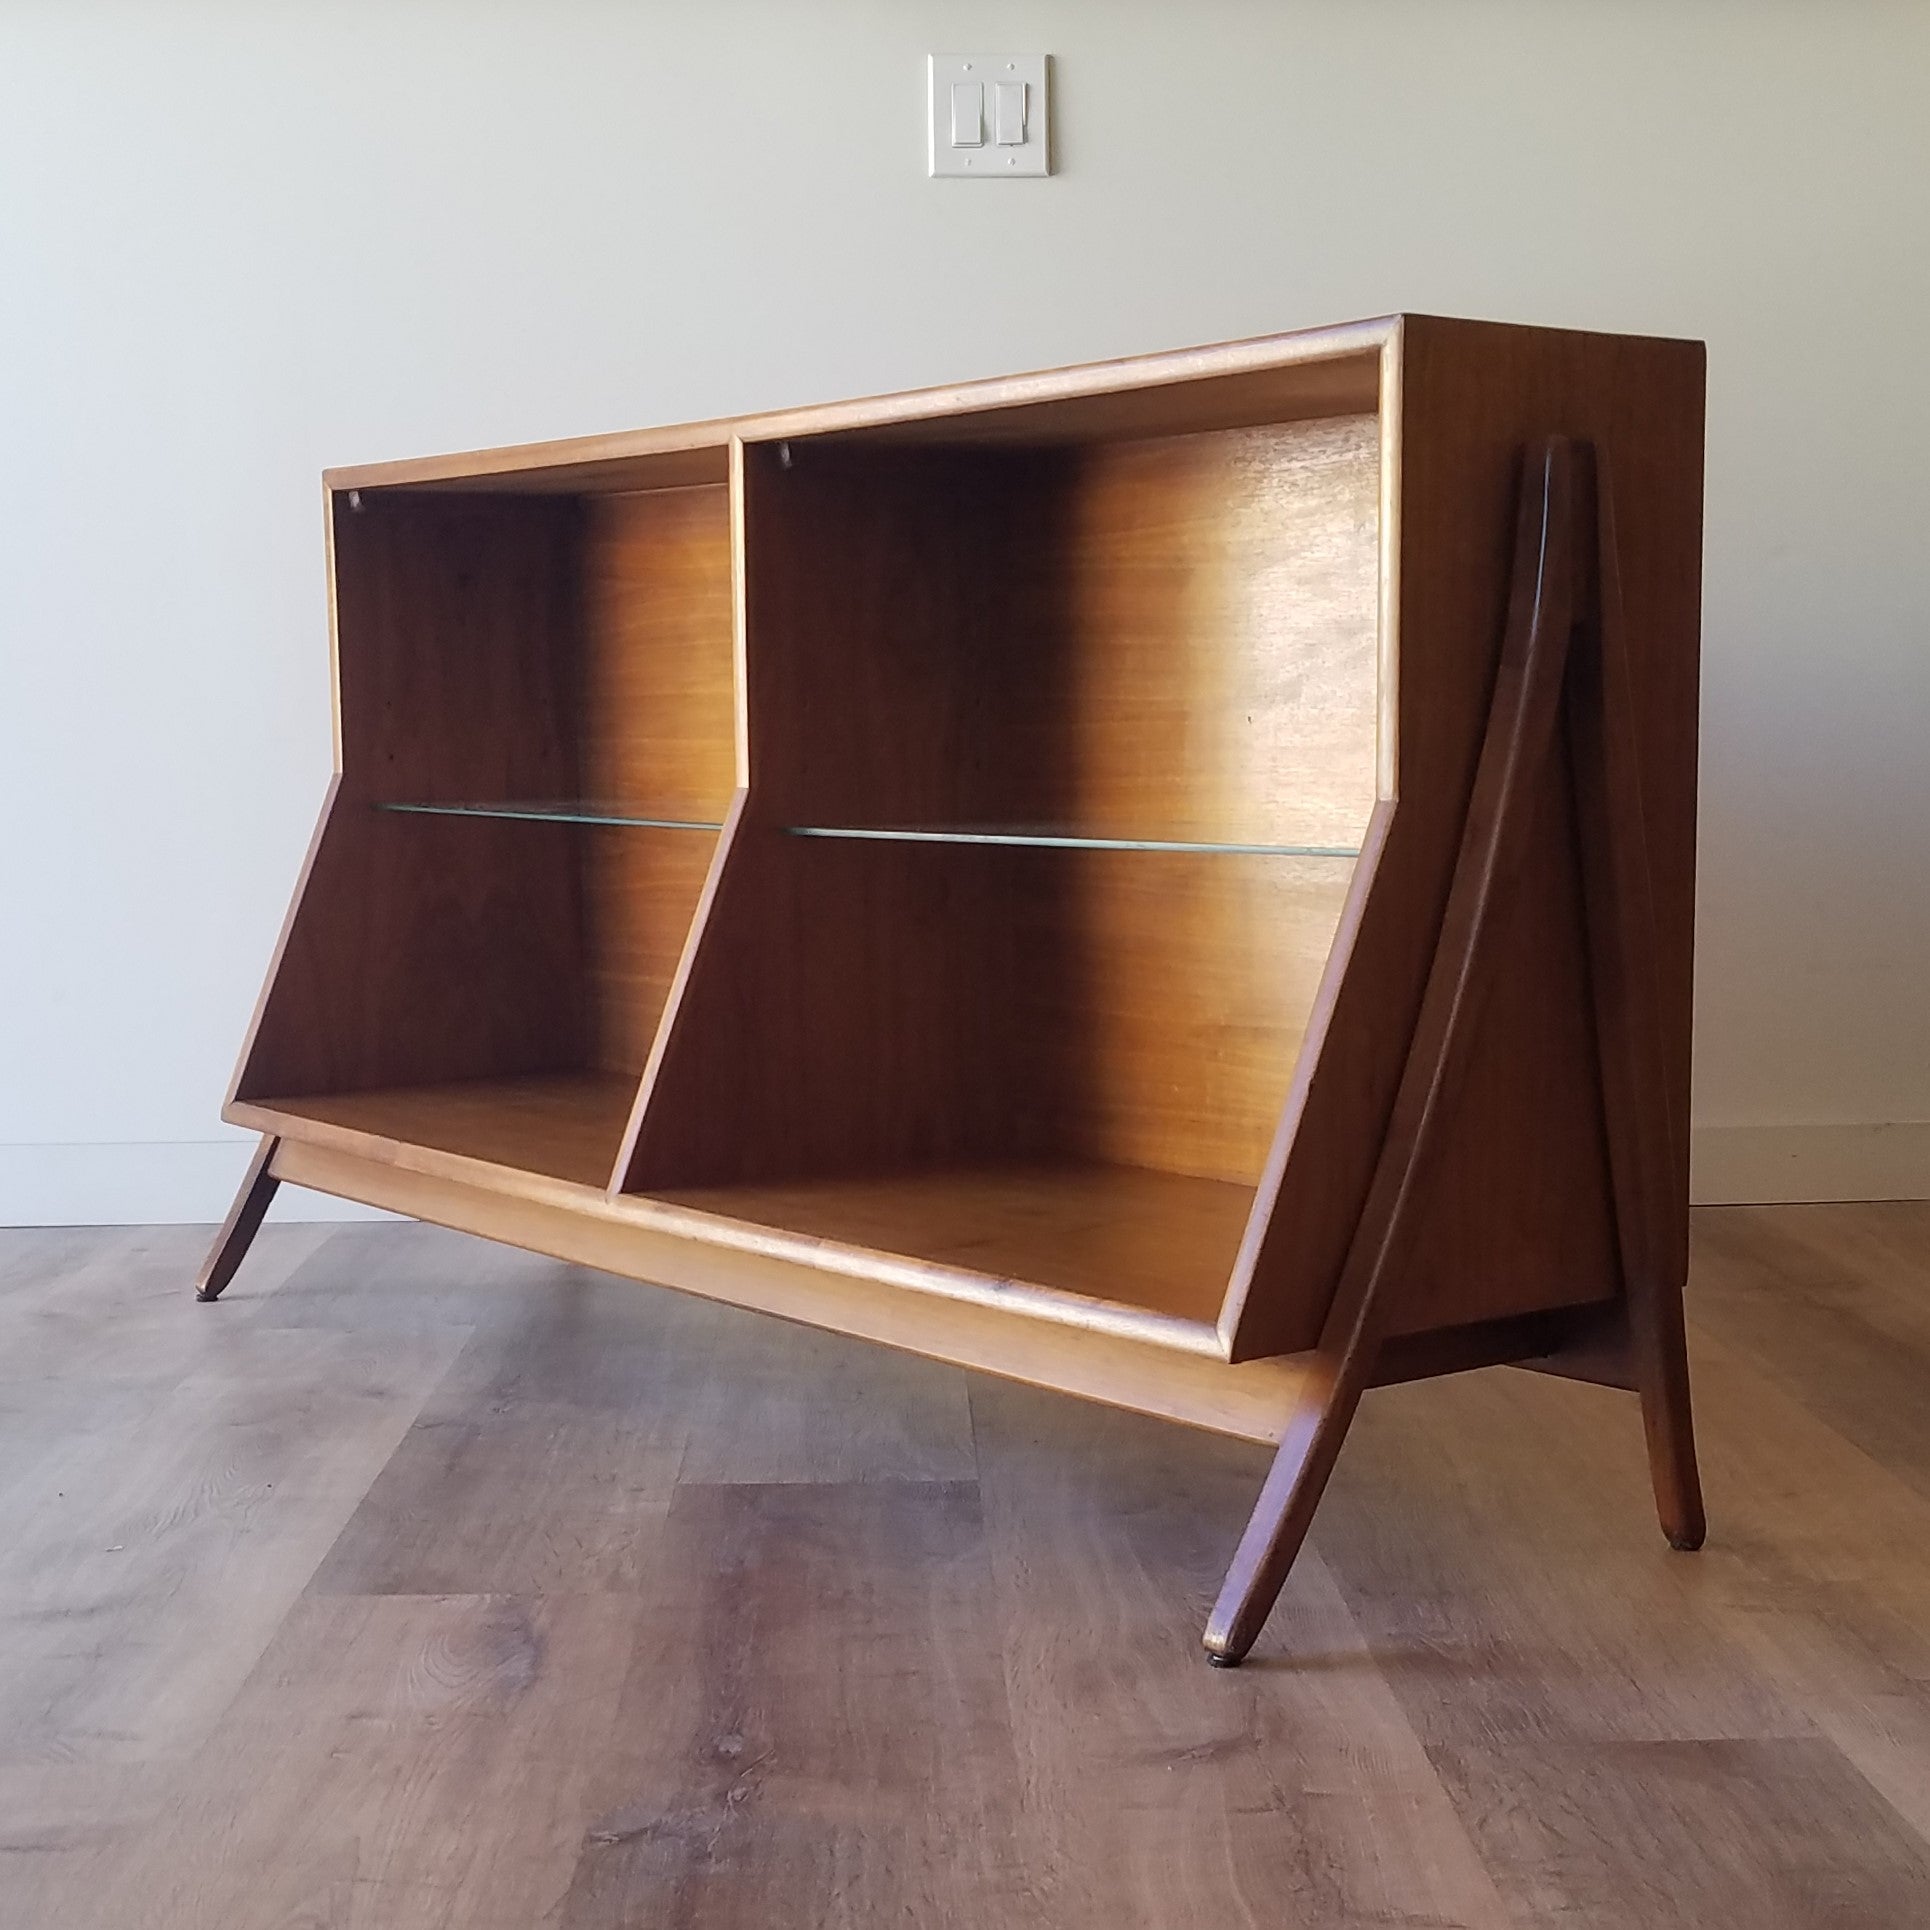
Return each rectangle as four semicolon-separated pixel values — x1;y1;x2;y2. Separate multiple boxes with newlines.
929;55;1049;177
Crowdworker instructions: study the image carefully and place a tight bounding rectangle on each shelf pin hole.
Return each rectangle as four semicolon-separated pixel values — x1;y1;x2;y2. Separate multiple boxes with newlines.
778;441;794;470
347;489;363;512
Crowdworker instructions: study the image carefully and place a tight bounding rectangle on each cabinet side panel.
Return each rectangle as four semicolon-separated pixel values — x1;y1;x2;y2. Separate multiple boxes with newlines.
578;485;737;1074
237;494;591;1097
1232;319;1704;1359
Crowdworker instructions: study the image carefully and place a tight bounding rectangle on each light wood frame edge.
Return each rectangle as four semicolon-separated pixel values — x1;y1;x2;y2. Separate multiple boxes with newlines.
322;318;1404;493
231;1097;1230;1360
266;1137;1300;1441
1218;321;1405;1354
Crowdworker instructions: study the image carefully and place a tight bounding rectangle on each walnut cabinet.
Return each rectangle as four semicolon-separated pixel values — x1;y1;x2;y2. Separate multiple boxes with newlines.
199;315;1708;1661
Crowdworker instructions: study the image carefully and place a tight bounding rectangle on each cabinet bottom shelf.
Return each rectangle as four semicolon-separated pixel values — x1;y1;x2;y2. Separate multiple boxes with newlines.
231;1073;1254;1347
651;1163;1250;1335
237;1071;638;1188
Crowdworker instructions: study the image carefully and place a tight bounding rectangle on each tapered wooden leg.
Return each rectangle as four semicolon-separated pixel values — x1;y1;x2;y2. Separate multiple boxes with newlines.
1628;1285;1705;1548
1205;441;1584;1666
1205;1354;1372;1664
1567;460;1706;1554
193;1134;281;1302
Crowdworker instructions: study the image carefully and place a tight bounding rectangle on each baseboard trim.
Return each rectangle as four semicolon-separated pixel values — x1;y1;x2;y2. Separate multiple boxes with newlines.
1690;1121;1930;1206
0;1140;396;1226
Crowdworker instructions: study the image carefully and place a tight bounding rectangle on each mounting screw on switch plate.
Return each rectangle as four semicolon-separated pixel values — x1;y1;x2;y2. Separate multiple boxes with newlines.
929;55;1049;176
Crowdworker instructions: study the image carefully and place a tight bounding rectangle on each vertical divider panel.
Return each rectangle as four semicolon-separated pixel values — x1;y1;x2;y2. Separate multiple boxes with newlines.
614;437;1050;1195
609;436;756;1194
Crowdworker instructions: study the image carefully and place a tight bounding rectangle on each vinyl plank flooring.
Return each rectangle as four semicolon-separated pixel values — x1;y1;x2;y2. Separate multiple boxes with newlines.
0;1762;168;1929
306;1395;687;1597
672;1307;977;1486
3;1206;1930;1929
968;1377;1518;1929
101;1590;637;1930
561;1479;1036;1930
1691;1205;1930;1504
1432;1736;1930;1929
0;1325;465;1768
255;1216;561;1336
309;1270;707;1596
1313;1366;1805;1746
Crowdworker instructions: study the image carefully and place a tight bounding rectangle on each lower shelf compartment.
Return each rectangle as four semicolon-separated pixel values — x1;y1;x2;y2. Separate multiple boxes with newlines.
241;1071;638;1189
265;1133;1308;1442
233;1075;1254;1350
649;1161;1252;1337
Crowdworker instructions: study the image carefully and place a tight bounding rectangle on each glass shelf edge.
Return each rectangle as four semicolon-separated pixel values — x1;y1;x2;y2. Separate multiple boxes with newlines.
371;803;1362;858
783;825;1361;858
375;802;725;831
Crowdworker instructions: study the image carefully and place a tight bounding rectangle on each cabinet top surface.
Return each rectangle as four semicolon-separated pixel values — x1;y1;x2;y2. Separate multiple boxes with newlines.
324;312;1704;497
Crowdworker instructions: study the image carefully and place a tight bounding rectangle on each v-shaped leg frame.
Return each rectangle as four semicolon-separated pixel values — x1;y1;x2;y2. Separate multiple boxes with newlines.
1204;436;1703;1665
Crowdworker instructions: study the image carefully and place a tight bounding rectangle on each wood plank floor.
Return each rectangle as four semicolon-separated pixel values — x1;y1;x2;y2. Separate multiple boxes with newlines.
2;1204;1929;1927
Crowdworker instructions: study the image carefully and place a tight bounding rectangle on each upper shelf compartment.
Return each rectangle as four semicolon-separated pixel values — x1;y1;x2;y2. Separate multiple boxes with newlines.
232;466;738;1155
339;479;737;825
739;408;1384;856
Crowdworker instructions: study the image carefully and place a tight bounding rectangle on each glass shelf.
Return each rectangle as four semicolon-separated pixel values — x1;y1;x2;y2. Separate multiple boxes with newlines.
376;801;725;831
783;824;1361;858
373;803;1360;859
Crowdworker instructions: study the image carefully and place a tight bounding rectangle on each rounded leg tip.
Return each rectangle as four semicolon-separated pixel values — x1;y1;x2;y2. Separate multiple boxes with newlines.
1205;1649;1243;1669
1666;1526;1706;1552
194;1287;223;1303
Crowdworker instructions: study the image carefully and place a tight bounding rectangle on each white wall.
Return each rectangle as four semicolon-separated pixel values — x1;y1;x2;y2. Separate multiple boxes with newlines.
2;1;1926;1222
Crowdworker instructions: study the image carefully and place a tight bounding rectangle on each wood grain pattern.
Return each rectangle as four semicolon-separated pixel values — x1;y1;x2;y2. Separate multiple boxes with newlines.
243;1087;1259;1343
1233;315;1705;1358
11;1203;1930;1927
624;832;1355;1197
625;418;1376;1220
237;495;590;1098
252;1073;642;1189
211;314;1710;1670
1206;439;1590;1663
653;1161;1251;1331
261;1137;1314;1435
236;482;735;1109
740;421;1377;847
577;486;736;817
1567;460;1705;1547
577;484;736;1072
319;322;1391;493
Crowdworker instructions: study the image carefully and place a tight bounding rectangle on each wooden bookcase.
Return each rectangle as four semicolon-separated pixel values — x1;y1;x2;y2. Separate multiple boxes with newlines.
201;315;1708;1662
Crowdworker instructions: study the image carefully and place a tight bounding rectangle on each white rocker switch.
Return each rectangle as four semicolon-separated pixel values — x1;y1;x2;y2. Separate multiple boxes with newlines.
994;81;1026;145
929;55;1049;176
950;82;984;148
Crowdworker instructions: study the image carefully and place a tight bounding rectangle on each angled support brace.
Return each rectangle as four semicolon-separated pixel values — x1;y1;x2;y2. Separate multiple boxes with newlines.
1205;438;1596;1665
1557;467;1706;1550
193;1133;282;1302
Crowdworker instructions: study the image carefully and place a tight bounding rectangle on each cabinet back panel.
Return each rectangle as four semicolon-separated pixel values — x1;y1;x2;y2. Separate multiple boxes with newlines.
578;485;736;1074
241;486;735;1097
625;836;1354;1191
627;421;1379;1196
746;416;1379;850
242;495;587;1097
578;486;736;816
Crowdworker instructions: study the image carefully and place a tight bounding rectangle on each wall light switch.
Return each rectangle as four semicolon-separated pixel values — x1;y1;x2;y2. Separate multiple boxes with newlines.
950;82;984;148
930;55;1048;176
994;81;1027;146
